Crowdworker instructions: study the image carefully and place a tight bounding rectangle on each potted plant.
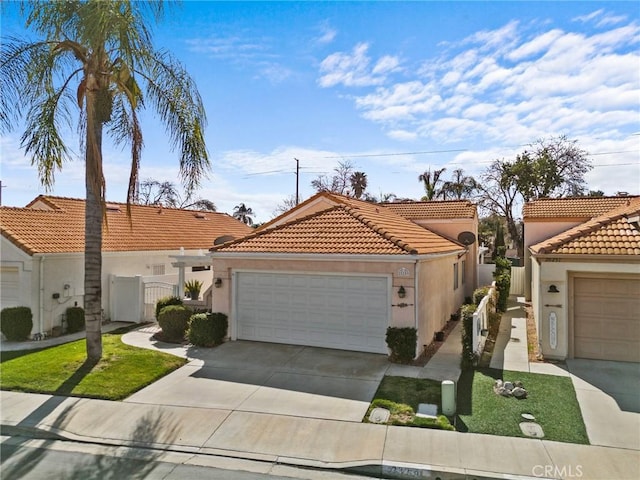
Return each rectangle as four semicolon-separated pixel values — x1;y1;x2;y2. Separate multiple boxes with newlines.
184;279;203;300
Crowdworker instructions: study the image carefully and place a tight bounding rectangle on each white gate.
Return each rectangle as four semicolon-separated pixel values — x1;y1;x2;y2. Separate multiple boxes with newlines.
110;275;144;323
509;266;525;295
143;281;177;321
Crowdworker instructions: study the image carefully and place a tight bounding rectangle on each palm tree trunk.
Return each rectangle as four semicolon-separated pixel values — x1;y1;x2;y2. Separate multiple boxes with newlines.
85;88;104;360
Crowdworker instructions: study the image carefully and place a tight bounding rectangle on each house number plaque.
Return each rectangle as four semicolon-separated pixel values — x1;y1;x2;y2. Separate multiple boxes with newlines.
549;312;557;350
397;268;410;277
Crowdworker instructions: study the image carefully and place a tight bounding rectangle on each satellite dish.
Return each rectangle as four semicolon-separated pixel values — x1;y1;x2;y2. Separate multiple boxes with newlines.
213;235;236;246
457;231;476;246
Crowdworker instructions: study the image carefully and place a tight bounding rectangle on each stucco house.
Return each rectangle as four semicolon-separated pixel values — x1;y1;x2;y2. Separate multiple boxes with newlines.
0;195;251;337
525;196;640;362
207;192;478;356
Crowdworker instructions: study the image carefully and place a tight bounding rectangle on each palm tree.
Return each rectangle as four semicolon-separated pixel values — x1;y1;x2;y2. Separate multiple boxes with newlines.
349;171;368;199
418;167;447;200
443;168;478;200
233;203;254;225
1;1;209;360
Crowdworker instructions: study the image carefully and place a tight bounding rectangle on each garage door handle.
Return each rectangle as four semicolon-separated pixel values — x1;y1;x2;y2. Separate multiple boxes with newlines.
392;303;414;308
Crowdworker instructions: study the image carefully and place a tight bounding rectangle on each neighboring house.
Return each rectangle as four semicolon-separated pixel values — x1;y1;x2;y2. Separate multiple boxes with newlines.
208;192;477;356
526;197;640;362
0;195;251;337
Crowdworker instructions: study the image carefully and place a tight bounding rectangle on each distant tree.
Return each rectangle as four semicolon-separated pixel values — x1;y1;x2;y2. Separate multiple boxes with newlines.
233;203;254;225
418;167;447;200
478;136;591;258
311;160;355;195
273;194;299;216
138;179;216;211
492;222;505;261
349;171;368;199
442;168;478;200
586;190;605;197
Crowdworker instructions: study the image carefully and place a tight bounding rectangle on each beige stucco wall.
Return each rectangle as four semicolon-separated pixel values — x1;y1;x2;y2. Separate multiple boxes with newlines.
416;253;467;354
212;253;466;357
531;256;640;360
413;218;478;298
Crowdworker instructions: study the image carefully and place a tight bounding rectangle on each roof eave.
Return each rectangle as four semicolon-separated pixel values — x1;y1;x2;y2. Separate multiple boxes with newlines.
209;250;465;262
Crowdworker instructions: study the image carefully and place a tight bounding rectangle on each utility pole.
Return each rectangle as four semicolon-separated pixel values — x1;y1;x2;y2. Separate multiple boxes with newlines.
0;180;5;206
294;158;300;205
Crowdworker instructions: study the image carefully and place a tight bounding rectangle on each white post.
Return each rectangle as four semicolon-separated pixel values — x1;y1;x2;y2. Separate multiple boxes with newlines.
442;380;456;416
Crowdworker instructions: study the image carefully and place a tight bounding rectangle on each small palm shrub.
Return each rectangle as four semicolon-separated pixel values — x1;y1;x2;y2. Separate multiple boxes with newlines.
65;306;85;333
155;295;183;320
184;279;203;299
187;312;228;347
386;327;417;363
0;306;33;341
158;305;192;342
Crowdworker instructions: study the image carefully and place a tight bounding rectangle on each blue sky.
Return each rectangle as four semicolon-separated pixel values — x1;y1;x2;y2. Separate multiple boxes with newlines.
2;1;639;222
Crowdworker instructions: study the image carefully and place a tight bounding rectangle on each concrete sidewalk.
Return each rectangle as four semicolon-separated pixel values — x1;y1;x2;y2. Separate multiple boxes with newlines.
2;305;639;479
2;389;638;479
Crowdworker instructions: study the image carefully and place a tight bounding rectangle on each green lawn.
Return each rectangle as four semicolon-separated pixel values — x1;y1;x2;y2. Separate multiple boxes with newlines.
364;376;454;430
0;330;187;400
456;368;589;444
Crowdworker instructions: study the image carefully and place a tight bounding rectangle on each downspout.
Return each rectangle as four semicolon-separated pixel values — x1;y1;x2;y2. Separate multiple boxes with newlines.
39;255;45;335
414;258;419;356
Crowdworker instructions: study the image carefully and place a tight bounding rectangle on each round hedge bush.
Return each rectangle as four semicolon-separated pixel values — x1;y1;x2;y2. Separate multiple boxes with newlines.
187;312;228;347
158;305;192;342
155;295;183;320
1;306;33;341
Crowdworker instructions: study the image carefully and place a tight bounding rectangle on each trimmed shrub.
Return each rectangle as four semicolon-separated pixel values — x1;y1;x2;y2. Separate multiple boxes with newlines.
0;306;33;341
155;295;183;320
158;305;192;342
460;303;477;370
386;327;417;364
187;312;228;347
473;286;490;306
495;273;511;312
65;306;85;333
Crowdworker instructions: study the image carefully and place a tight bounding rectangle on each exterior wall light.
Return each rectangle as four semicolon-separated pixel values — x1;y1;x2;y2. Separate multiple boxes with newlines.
398;286;406;298
214;278;223;288
548;284;559;293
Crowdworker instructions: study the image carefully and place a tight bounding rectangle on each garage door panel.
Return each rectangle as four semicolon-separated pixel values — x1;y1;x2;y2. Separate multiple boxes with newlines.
236;272;389;354
574;276;640;362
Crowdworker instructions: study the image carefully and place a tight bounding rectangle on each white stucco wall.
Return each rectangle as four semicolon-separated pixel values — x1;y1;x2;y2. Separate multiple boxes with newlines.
531;256;640;360
0;243;212;336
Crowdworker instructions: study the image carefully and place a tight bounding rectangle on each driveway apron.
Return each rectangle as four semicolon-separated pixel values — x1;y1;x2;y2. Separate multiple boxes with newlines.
124;341;390;422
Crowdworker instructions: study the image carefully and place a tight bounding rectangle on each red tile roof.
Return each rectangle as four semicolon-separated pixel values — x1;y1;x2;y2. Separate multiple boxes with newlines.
211;197;465;256
382;200;477;219
1;196;252;255
523;196;639;220
530;198;640;256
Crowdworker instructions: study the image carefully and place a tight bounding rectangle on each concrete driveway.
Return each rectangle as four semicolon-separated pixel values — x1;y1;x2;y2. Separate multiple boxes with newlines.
124;340;392;422
565;359;640;450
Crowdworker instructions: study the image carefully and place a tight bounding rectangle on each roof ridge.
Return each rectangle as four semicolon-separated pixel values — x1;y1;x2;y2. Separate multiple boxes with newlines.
343;205;418;254
533;198;640;254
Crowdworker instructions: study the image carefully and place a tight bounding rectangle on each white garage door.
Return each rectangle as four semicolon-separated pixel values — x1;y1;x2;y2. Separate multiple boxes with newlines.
574;276;640;362
0;267;20;310
236;272;389;354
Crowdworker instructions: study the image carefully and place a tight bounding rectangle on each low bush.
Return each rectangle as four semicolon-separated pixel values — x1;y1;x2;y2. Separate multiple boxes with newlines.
366;398;454;430
158;305;192;342
187;312;228;347
385;327;417;363
0;306;33;341
460;303;478;370
473;286;490;306
65;306;85;333
155;295;183;320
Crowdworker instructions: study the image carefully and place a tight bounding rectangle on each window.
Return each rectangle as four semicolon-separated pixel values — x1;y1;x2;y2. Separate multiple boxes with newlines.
453;262;459;290
461;260;466;285
151;264;165;276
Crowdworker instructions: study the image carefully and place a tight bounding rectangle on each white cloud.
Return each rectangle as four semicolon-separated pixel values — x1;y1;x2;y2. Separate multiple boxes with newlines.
316;23;337;45
318;43;400;88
